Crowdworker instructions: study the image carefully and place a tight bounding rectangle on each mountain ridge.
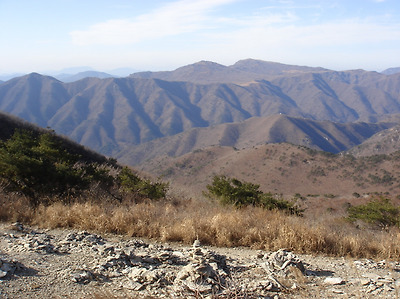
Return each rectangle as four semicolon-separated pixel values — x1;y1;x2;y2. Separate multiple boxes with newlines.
130;59;329;84
115;115;394;165
0;59;400;161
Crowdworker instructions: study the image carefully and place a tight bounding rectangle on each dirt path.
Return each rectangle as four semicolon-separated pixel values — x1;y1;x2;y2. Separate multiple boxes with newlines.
1;222;399;298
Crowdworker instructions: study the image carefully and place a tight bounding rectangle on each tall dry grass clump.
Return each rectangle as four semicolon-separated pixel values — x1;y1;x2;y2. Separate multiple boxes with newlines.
0;193;34;223
3;193;400;260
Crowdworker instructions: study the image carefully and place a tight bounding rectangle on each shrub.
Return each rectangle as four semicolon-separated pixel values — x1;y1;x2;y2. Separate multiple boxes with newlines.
117;167;168;200
0;129;168;206
309;166;326;177
204;175;302;215
0;129;92;205
347;197;400;228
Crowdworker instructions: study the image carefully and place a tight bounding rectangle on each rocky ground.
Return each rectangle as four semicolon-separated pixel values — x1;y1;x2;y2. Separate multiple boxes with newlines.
1;222;400;298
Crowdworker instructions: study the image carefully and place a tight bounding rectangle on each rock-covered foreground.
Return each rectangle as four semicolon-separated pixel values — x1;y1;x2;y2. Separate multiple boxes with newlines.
1;223;400;298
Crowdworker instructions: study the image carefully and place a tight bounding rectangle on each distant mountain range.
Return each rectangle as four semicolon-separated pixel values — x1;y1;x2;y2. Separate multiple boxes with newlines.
0;73;25;82
50;66;139;78
54;71;115;83
130;59;328;84
52;68;140;82
0;67;139;82
1;59;400;164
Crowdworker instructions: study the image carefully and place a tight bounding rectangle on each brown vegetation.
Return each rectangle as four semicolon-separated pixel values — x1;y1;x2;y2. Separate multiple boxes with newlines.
2;190;400;260
140;143;400;199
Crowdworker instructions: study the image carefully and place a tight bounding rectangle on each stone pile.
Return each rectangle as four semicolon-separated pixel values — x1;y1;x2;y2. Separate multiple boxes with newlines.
262;249;305;276
79;238;233;297
174;241;230;295
57;231;106;253
3;230;58;254
0;226;307;297
258;248;306;291
4;224;400;298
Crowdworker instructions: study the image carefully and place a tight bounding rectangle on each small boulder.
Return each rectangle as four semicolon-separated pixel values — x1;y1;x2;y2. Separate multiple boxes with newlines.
324;277;345;285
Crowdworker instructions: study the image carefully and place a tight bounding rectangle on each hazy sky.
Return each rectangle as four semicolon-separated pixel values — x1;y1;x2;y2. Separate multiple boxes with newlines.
1;0;399;74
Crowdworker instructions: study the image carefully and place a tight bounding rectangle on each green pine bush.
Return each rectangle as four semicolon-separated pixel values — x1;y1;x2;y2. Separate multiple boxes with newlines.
0;129;168;206
347;197;400;228
204;175;303;215
117;167;168;200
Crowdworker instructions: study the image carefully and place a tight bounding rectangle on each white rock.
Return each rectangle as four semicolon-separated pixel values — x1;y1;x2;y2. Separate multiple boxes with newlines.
360;278;371;285
172;251;185;258
0;270;7;278
377;277;393;283
124;280;144;291
332;289;344;294
362;273;381;280
324;277;345;285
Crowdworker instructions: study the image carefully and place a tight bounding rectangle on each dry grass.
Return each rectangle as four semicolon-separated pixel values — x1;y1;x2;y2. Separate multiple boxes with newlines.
2;192;400;259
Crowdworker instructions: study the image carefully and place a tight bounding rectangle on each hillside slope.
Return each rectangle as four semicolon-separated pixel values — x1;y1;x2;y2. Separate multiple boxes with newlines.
116;115;394;166
139;143;400;198
347;124;400;156
0;110;108;164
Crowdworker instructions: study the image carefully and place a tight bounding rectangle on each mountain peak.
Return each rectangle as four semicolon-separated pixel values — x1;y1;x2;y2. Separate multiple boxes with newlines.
193;60;225;66
175;60;228;71
16;72;59;83
25;72;48;79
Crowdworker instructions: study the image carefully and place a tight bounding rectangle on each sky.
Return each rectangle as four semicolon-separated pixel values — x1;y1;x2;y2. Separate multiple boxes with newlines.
1;0;400;74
